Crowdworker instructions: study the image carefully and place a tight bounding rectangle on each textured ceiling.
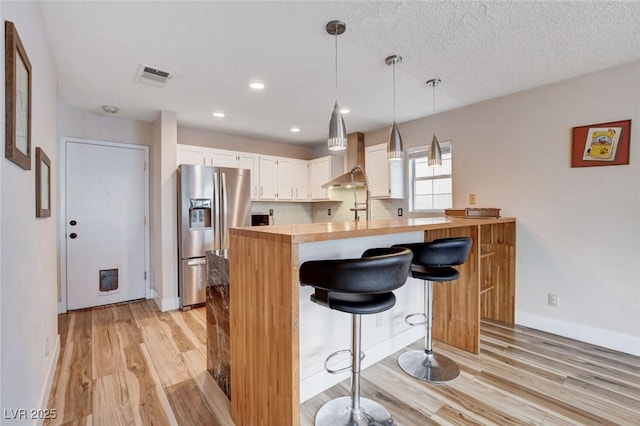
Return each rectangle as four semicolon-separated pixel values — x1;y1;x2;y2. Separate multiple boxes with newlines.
39;1;640;146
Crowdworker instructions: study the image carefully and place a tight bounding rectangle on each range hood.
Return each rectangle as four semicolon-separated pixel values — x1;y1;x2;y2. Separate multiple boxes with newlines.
322;167;367;188
322;132;366;188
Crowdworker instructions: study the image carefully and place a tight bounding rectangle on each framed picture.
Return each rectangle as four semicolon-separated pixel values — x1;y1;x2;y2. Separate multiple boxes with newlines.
571;120;631;167
36;147;51;218
5;20;32;170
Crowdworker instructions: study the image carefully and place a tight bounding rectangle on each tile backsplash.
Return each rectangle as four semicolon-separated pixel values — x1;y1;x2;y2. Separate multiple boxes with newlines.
252;189;406;225
251;202;313;225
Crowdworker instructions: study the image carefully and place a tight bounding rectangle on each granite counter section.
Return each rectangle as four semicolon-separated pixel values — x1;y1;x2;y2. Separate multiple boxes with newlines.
205;250;231;399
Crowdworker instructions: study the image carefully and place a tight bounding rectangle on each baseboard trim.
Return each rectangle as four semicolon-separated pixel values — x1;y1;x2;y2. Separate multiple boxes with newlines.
299;326;423;403
37;334;60;425
517;311;640;356
151;289;180;312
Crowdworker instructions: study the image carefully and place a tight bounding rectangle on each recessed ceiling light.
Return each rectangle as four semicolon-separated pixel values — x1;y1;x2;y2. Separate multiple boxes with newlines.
340;108;351;114
249;81;265;90
102;105;119;114
290;127;301;133
212;112;225;118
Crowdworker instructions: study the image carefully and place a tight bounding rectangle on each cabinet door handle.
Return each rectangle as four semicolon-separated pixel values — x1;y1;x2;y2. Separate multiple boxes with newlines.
260;187;263;196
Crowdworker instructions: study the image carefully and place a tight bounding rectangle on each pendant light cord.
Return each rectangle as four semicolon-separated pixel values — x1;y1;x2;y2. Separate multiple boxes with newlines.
432;82;436;131
392;61;396;122
334;33;339;101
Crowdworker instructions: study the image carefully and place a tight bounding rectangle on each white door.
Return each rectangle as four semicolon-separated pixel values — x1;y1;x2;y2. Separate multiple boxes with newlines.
66;140;147;310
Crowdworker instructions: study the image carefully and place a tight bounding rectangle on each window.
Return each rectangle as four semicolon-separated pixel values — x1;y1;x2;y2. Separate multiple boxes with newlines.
409;142;452;212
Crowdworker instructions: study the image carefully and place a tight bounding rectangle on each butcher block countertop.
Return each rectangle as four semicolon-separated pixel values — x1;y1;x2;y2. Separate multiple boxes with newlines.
230;216;515;243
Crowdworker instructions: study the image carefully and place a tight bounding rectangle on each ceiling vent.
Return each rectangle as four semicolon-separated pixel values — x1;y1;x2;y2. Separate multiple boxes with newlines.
135;64;172;87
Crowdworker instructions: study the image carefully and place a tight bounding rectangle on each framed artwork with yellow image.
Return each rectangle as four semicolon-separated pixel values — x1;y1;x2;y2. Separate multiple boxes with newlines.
571;120;631;167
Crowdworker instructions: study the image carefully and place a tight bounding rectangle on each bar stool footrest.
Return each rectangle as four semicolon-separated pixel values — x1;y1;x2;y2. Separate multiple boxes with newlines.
405;312;428;326
324;349;366;375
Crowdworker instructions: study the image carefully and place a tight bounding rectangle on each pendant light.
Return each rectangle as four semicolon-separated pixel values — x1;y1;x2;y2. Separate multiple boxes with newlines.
386;55;404;160
327;20;347;151
427;78;442;167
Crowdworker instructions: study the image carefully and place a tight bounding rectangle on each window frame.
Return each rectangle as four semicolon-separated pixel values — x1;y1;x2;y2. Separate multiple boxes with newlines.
408;141;453;213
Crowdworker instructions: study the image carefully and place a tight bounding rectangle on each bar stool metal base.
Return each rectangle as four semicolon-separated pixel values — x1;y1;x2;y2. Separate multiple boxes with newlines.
315;396;395;426
398;350;460;383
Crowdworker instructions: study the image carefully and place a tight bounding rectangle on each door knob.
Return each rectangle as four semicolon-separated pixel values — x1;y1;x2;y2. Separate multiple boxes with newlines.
69;233;78;239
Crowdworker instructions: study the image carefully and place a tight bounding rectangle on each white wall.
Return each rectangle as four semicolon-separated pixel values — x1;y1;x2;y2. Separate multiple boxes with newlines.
365;61;640;354
1;1;60;419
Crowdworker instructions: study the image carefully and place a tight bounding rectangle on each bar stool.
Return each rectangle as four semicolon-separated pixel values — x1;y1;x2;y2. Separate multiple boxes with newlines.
299;247;412;426
393;237;472;383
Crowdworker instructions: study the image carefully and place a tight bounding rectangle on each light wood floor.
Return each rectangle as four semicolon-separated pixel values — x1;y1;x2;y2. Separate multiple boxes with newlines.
46;300;640;425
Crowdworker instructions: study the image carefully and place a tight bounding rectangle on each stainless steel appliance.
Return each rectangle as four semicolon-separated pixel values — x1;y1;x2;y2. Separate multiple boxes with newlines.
177;165;251;308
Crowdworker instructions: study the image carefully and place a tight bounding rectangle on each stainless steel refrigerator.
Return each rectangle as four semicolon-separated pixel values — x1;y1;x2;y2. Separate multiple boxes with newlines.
177;164;251;309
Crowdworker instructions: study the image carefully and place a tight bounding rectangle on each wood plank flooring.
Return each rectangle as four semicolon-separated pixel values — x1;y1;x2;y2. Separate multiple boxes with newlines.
45;301;640;425
44;300;232;426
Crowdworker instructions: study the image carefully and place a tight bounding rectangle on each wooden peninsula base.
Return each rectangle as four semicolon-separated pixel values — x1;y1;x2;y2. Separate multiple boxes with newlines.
229;218;515;425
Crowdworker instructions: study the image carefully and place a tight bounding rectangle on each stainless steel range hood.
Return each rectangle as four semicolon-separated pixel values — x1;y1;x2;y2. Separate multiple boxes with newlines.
321;167;367;188
322;132;366;188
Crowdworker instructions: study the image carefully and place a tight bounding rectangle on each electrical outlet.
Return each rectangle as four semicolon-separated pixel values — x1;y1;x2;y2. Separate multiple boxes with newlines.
269;209;273;216
327;208;332;216
397;208;403;217
469;193;476;205
547;293;558;307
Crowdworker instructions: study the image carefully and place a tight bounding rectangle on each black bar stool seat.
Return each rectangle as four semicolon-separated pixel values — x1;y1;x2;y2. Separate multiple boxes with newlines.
300;246;412;426
393;237;472;383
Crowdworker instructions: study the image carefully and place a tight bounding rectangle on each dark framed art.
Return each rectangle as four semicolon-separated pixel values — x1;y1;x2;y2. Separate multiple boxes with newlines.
5;20;32;170
35;147;51;218
571;119;631;167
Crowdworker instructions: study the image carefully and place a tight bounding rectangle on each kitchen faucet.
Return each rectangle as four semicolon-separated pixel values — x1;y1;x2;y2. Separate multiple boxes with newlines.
348;165;371;222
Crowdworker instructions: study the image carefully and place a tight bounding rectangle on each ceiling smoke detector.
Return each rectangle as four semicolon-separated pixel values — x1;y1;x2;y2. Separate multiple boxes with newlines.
135;64;172;87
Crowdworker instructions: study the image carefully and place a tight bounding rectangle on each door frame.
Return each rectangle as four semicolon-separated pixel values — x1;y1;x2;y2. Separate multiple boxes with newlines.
58;137;150;313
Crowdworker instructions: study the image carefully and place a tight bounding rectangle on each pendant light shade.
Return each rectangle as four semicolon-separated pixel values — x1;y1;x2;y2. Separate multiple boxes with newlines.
328;100;347;150
386;55;404;160
427;78;442;167
428;134;442;167
326;20;347;151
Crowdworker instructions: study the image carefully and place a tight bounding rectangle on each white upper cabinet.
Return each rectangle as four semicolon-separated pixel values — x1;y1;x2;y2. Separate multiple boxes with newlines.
177;145;207;166
210;148;239;168
309;156;344;200
177;145;259;200
258;156;277;200
238;153;258;200
178;144;339;203
292;160;309;200
365;143;404;199
276;158;294;200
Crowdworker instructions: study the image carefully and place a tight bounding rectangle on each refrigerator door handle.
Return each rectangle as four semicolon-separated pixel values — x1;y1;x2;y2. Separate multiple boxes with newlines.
221;171;228;250
213;170;221;251
187;258;207;266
